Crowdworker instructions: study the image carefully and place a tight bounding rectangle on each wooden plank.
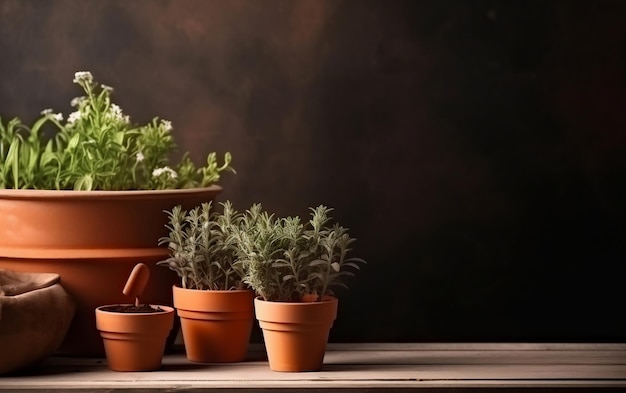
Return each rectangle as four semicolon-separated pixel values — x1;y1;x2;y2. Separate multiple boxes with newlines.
1;343;625;391
325;342;626;351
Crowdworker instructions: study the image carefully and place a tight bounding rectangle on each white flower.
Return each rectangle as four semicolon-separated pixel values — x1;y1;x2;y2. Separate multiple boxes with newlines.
160;119;173;132
152;166;178;179
106;104;130;124
136;152;145;162
70;96;86;107
110;104;123;118
67;111;81;125
101;84;113;93
73;71;93;85
40;109;63;122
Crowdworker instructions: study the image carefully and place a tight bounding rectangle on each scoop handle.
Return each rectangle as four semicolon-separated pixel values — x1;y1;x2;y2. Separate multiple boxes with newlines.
122;263;150;303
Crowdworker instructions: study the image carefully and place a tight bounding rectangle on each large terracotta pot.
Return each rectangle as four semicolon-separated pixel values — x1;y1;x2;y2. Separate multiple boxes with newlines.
0;186;222;357
254;297;338;372
96;304;175;372
173;286;255;363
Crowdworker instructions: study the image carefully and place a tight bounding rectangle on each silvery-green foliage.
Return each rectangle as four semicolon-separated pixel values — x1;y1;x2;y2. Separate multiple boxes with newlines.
236;204;366;302
0;71;233;190
234;204;303;301
157;201;245;290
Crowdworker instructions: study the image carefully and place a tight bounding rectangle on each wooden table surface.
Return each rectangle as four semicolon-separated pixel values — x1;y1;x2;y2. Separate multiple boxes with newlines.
2;343;626;392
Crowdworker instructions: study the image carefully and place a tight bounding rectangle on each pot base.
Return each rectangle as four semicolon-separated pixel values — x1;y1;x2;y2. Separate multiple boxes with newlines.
174;287;255;363
96;304;175;372
254;297;338;372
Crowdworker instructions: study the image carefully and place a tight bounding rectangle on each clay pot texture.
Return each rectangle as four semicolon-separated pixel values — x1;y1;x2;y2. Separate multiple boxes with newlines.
0;270;75;375
254;297;338;372
173;286;255;363
95;304;174;372
0;186;222;356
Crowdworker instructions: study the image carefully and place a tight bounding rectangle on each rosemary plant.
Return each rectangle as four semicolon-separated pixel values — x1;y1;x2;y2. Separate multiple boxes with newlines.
0;71;233;190
235;204;366;302
158;201;246;290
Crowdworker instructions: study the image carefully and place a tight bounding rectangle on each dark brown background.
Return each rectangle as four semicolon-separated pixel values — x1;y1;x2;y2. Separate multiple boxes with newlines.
1;0;625;342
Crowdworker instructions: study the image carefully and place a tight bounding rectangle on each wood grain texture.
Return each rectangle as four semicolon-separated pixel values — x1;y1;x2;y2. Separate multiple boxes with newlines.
1;343;625;391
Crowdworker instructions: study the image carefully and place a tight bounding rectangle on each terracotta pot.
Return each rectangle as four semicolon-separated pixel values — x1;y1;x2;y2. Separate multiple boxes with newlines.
254;297;338;372
173;286;255;363
0;270;75;374
95;304;175;371
0;186;222;356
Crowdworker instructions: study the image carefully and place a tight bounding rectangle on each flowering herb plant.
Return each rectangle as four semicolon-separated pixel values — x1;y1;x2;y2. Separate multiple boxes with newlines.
0;71;233;190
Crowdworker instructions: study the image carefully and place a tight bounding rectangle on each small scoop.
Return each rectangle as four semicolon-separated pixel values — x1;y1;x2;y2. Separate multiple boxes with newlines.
122;263;150;307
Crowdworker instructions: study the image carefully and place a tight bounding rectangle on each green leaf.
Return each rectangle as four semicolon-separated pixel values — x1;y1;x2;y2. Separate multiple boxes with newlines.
343;262;362;270
308;259;327;267
67;133;80;150
5;138;20;188
74;174;93;191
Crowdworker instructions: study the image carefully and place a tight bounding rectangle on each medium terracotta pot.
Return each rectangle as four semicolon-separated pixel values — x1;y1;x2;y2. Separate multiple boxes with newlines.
254;297;338;372
173;286;255;363
95;304;175;371
0;186;222;356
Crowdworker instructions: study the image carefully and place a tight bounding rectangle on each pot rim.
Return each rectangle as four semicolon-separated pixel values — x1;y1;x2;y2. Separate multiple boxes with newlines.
0;185;222;200
96;304;175;315
173;285;255;293
253;296;338;306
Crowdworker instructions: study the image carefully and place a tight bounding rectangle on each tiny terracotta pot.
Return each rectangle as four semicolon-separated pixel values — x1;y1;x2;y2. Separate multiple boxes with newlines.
254;297;338;372
95;304;175;372
173;286;255;363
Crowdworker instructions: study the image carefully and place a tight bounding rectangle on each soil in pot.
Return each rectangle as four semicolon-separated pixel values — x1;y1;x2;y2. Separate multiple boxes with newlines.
99;304;166;313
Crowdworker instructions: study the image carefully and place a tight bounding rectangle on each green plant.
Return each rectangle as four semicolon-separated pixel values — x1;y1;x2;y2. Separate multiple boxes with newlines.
157;201;246;290
235;204;366;302
0;71;233;190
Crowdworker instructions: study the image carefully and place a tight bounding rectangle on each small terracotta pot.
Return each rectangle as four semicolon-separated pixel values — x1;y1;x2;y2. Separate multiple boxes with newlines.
173;286;255;363
95;304;175;372
254;297;338;372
